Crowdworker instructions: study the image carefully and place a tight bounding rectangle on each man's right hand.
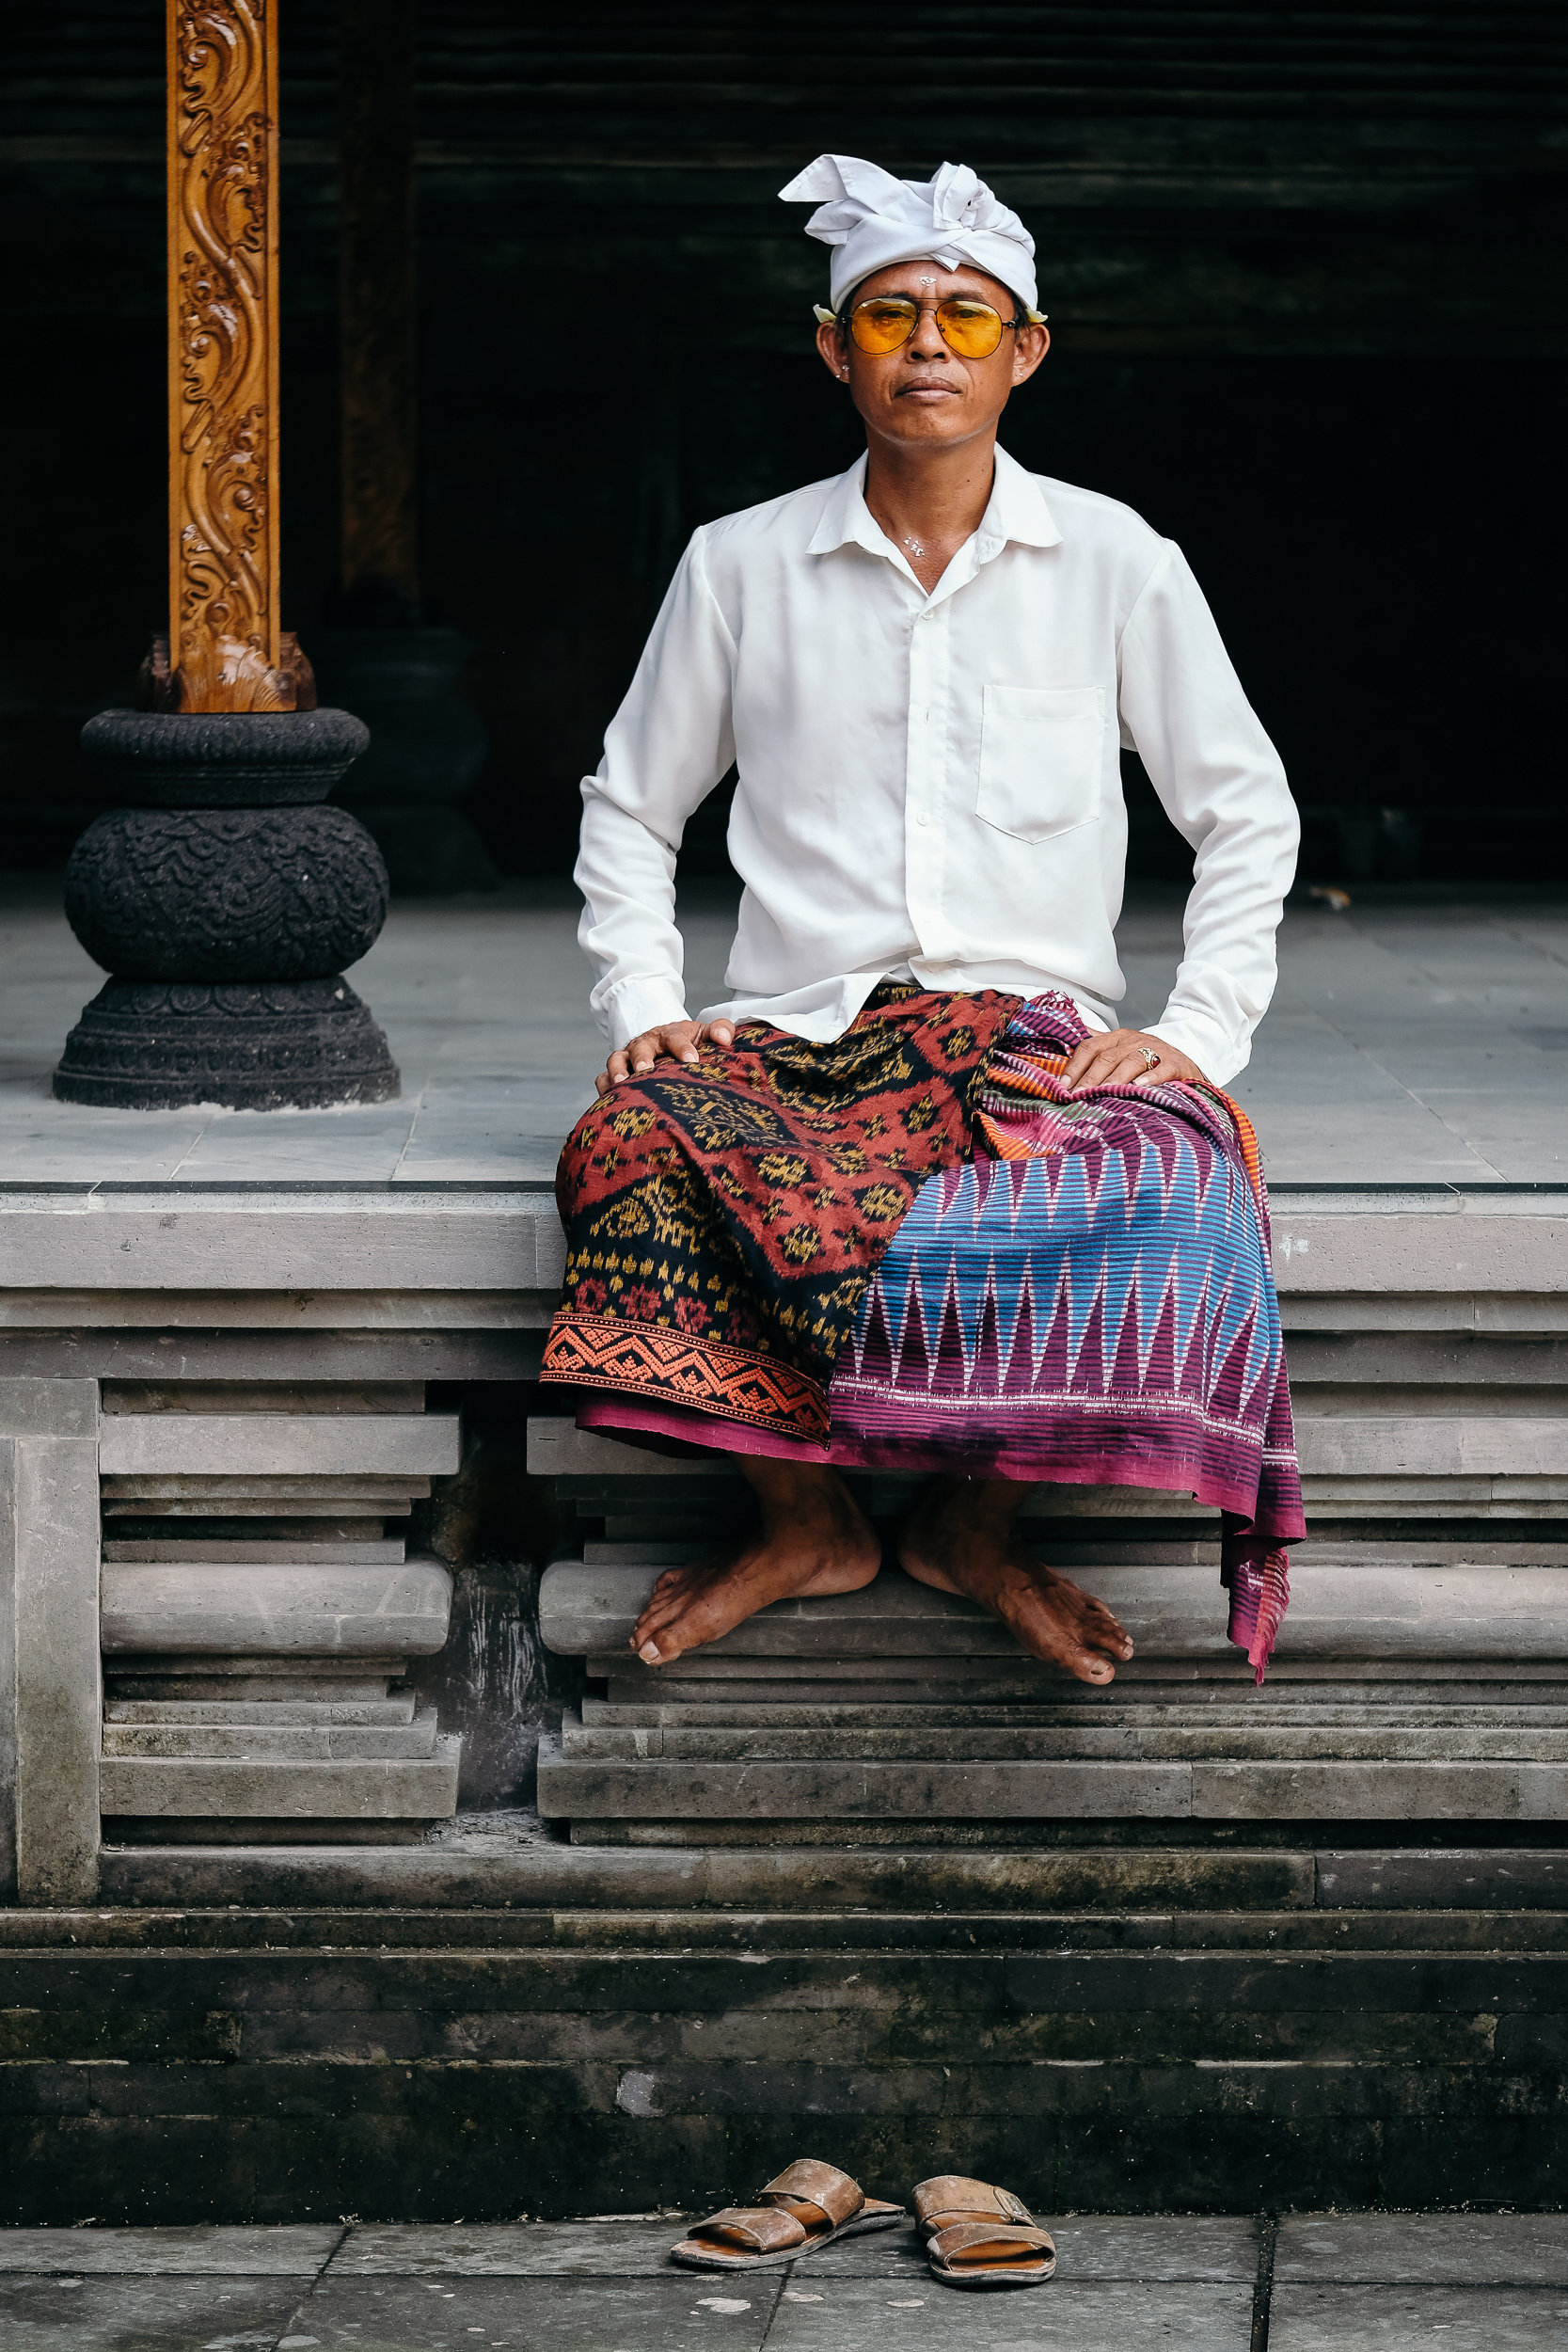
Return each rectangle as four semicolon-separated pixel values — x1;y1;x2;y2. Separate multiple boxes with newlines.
595;1018;737;1097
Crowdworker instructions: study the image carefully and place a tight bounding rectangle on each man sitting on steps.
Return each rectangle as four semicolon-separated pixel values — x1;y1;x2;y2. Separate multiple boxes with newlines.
543;153;1305;1687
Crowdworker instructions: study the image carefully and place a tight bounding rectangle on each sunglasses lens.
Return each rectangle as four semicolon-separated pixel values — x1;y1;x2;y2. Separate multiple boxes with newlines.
850;299;917;353
937;300;1005;357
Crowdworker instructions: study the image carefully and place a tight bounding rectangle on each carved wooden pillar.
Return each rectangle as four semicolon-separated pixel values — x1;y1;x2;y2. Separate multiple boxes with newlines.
50;0;400;1109
166;0;300;712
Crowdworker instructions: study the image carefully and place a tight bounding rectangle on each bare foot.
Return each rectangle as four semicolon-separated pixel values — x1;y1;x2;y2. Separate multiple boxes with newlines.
898;1475;1135;1686
630;1462;881;1664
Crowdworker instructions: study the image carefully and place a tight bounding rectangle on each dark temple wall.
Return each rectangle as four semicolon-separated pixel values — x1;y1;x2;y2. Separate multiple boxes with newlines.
2;4;1565;882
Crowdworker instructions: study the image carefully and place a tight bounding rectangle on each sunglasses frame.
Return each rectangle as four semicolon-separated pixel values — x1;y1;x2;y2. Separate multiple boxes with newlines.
817;293;1049;359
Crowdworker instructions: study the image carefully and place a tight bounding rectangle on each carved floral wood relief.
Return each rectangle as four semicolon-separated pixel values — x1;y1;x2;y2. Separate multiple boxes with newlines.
166;0;296;710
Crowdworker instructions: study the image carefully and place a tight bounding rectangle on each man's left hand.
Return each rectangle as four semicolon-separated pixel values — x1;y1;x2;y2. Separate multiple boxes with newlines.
1060;1027;1210;1092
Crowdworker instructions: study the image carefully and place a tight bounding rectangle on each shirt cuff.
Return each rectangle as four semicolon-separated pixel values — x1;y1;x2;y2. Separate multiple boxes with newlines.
1145;1010;1243;1090
600;976;690;1052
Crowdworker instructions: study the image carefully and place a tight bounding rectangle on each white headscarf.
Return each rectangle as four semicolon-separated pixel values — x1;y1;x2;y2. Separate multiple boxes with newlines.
779;153;1041;317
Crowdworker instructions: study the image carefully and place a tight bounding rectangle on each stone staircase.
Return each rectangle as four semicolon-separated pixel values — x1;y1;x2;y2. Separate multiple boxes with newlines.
538;1551;1568;1838
532;1400;1568;1846
3;1184;1566;2216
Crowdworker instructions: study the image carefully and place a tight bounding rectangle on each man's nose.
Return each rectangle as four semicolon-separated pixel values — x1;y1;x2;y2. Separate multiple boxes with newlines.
907;307;947;358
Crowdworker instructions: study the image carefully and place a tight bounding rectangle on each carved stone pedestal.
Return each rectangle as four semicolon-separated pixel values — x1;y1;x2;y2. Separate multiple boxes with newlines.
54;710;401;1110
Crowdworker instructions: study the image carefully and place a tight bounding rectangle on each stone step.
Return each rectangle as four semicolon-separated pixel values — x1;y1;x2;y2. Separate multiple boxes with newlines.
71;1840;1568;1915
102;1708;440;1760
561;1721;1568;1762
596;1663;1568;1708
1298;1419;1568;1476
541;1559;1568;1664
101;1557;453;1656
15;1929;1568;2037
581;1692;1568;1724
583;1536;1568;1569
104;1668;405;1703
11;1902;1568;1957
99;1739;462;1820
106;1698;418;1725
99;1414;461;1478
103;1538;407;1565
103;1477;429;1504
102;1498;418;1519
536;1724;1568;1823
101;1380;428;1416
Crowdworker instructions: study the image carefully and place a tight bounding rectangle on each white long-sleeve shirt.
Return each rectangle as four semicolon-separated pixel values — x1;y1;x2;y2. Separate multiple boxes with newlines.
576;444;1299;1088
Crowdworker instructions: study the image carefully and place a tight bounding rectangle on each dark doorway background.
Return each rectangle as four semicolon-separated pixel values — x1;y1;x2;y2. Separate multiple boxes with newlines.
3;4;1564;882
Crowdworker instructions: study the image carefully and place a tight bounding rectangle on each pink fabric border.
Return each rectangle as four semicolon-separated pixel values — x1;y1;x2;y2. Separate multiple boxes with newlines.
573;1393;1297;1535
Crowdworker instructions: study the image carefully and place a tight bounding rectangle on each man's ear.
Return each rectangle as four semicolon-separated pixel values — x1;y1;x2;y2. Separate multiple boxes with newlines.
815;318;849;380
1012;324;1050;386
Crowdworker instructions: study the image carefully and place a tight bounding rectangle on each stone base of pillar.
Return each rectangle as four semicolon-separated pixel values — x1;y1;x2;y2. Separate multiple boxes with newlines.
53;977;399;1111
53;707;401;1112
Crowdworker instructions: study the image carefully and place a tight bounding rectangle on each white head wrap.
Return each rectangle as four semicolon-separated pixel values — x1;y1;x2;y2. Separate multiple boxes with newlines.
779;153;1041;318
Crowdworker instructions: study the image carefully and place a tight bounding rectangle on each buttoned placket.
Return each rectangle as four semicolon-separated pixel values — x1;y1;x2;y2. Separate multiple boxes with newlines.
902;531;1007;968
904;591;944;958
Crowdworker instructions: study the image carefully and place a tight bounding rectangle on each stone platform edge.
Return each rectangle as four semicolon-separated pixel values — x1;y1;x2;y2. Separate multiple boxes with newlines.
0;1182;1562;1298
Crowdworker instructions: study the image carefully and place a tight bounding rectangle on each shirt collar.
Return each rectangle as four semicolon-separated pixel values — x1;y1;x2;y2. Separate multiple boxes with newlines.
805;443;1062;562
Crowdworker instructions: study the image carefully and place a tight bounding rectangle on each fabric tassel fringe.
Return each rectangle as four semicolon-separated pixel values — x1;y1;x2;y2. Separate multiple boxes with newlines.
1223;1549;1292;1686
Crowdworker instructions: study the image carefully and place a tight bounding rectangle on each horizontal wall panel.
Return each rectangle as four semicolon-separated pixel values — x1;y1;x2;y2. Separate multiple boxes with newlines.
101;1560;454;1657
1297;1420;1568;1476
99;1749;462;1819
98;1416;460;1478
0;1191;564;1293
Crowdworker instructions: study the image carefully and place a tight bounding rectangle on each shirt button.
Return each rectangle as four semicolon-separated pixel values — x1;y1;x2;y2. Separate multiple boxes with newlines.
916;812;931;828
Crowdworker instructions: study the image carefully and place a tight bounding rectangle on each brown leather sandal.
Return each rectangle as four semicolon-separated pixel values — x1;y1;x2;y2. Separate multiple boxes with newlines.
913;2174;1057;2290
671;2158;905;2271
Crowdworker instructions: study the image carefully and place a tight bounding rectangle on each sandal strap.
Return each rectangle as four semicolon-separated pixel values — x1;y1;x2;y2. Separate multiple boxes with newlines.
756;2158;863;2229
687;2206;807;2253
929;2219;1056;2267
912;2175;1036;2236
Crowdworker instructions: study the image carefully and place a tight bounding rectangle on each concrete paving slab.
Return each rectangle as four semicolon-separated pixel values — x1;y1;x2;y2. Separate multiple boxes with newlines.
0;2271;313;2344
293;2270;778;2348
764;2276;1254;2346
1269;2282;1568;2348
320;2215;1259;2287
794;2215;1259;2280
1275;2213;1568;2283
0;2225;342;2273
1;880;1563;1185
332;2220;692;2275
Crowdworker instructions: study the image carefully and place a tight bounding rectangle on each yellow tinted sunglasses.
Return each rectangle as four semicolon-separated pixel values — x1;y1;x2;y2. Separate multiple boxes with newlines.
818;294;1046;359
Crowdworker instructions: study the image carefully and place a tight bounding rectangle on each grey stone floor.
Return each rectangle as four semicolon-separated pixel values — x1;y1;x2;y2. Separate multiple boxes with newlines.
2;2214;1568;2348
1;876;1563;1185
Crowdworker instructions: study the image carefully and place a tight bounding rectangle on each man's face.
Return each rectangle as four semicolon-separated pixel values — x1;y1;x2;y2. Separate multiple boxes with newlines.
815;261;1049;452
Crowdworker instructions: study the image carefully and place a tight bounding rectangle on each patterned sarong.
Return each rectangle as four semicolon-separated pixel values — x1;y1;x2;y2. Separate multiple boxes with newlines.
542;985;1022;1445
544;985;1303;1677
831;992;1303;1677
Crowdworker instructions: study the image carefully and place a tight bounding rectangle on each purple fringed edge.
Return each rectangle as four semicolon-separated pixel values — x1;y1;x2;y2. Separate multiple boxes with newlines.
1220;1509;1292;1684
1222;1548;1292;1686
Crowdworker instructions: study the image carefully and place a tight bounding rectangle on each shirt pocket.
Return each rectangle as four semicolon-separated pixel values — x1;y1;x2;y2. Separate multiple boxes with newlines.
975;683;1105;844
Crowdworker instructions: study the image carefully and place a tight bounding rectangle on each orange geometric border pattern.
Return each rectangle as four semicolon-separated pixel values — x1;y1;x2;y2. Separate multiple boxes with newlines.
541;1312;830;1443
